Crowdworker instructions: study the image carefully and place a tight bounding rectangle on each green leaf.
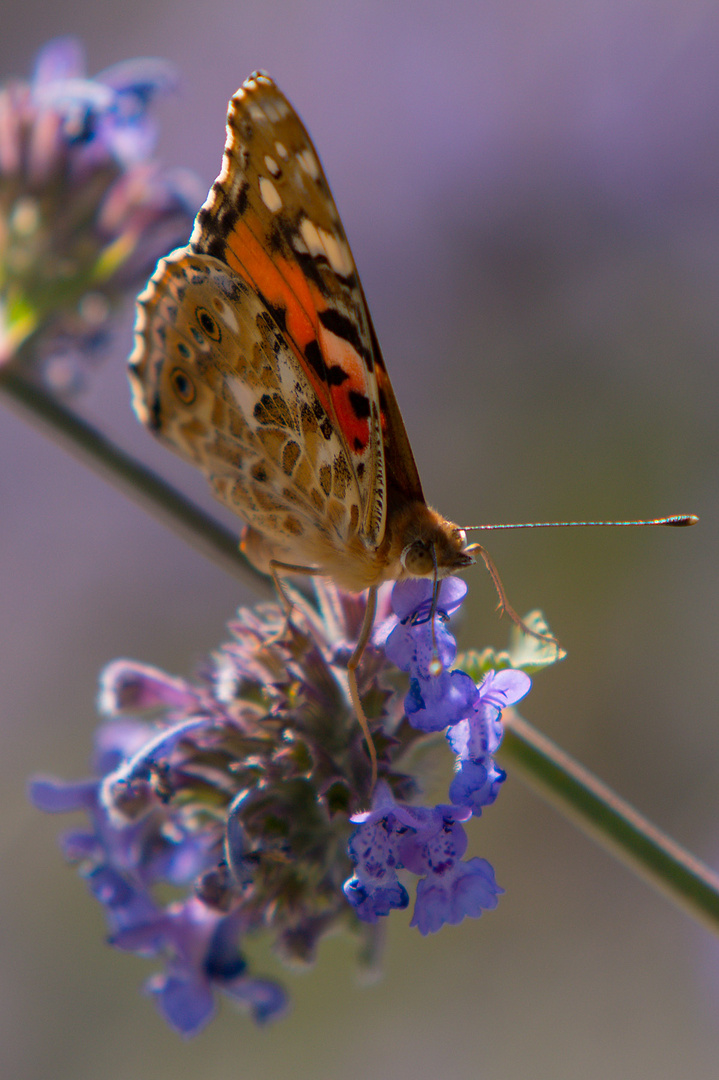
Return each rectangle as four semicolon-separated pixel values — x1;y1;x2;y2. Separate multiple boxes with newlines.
457;610;566;679
507;610;567;673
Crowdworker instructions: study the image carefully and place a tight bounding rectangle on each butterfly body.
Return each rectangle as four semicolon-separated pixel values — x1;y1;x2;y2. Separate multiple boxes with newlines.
129;72;475;596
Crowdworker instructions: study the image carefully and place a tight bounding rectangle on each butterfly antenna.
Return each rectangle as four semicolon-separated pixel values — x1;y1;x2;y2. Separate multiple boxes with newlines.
462;514;698;650
463;514;699;532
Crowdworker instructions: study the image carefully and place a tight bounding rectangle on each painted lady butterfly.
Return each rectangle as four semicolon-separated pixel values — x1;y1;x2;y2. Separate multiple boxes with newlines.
128;72;523;780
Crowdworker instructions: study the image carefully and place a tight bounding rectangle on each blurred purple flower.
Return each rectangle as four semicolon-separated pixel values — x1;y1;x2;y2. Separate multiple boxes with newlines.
0;37;201;390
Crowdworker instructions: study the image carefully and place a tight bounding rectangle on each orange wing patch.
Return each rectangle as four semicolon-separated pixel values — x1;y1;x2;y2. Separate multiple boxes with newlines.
190;73;387;545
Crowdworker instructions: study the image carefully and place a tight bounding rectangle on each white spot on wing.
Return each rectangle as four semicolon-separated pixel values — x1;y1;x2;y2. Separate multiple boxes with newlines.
297;148;320;180
227;374;257;415
298;218;353;277
259;176;283;213
215;299;239;333
299;217;322;256
318;227;353;277
275;141;288;159
264;155;280;177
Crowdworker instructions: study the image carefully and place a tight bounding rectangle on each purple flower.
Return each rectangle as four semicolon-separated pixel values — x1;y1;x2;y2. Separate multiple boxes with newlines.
343;783;411;922
385;578;480;731
411;857;503;935
343;782;499;934
405;668;479;732
142;900;287;1036
31;573;541;1033
0;38;201;387
385;577;467;675
447;669;531;815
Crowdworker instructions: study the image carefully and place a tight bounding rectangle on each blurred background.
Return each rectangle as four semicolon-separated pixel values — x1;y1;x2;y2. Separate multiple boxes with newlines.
2;2;719;1077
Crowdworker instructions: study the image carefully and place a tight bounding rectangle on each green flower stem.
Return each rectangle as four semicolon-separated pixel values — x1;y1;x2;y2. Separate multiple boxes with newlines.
0;368;272;596
500;710;719;934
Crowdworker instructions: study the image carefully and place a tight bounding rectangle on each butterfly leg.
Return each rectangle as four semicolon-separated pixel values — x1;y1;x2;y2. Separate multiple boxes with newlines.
346;584;379;792
268;561;379;790
467;542;562;653
268;558;319;617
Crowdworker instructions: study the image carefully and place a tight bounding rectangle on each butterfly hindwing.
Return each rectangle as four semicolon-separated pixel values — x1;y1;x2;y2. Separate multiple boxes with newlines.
130;249;365;565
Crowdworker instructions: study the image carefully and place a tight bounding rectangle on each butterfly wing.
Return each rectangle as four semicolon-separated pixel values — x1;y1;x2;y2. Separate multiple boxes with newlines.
189;72;424;543
130;246;374;571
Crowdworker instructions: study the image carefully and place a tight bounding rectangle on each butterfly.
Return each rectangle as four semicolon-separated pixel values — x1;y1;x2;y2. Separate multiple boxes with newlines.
128;72;528;784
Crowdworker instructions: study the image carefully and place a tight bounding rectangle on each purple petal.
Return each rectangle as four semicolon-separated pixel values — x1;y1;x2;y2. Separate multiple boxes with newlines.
59;830;100;860
28;776;97;812
405;669;478;731
390;576;467;621
448;760;506;814
411;857;503;935
99;660;196;714
93;719;153;774
385;616;457;675
446;709;503;759
95;57;178;100
223;977;289;1024
478;668;532;710
32;37;86;86
391;579;434;619
146;972;215;1037
397;813;469;876
349;779;397;824
343;876;409;922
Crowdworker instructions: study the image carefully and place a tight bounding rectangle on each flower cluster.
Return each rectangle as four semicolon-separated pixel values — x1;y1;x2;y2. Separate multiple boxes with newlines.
0;38;200;389
30;576;536;1036
343;578;530;933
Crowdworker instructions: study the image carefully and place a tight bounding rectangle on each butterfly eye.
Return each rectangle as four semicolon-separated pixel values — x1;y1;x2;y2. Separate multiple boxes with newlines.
401;541;434;577
170;368;196;404
195;306;222;341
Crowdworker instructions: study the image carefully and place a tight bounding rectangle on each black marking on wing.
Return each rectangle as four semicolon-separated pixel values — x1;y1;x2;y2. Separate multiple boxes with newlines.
294;247;329;292
304;339;327;382
193;181;249;262
201;233;227;262
265;299;287;333
318;308;373;368
348;390;371;420
327;364;349;386
148;393;162;432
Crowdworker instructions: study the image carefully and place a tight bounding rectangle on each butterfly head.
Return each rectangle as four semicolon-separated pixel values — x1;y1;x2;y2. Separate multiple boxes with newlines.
393;503;476;581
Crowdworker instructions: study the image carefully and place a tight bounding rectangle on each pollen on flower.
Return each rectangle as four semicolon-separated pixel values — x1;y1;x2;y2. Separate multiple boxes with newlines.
428;656;443;677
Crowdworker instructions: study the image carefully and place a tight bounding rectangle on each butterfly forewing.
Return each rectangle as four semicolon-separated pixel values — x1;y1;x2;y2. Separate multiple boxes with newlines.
191;72;404;548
